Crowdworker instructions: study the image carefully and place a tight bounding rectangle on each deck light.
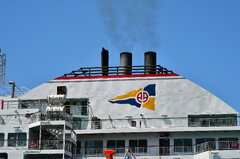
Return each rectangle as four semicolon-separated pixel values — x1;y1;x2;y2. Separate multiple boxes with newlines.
161;115;168;118
8;81;15;98
125;115;132;119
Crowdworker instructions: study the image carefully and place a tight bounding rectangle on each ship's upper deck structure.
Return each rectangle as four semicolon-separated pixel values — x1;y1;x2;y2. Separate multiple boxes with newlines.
0;49;239;159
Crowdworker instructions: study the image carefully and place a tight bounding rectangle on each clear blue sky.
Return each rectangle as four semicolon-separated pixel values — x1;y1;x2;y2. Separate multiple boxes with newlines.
0;0;240;112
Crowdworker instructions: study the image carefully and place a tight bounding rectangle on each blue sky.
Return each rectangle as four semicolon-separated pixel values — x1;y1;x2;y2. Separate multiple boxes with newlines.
0;0;240;112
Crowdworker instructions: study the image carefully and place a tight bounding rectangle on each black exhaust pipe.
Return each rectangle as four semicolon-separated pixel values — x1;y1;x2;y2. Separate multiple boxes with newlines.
101;48;109;76
120;52;132;75
144;51;156;74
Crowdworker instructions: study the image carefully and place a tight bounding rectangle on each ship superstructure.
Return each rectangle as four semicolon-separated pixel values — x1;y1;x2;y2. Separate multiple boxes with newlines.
0;49;239;159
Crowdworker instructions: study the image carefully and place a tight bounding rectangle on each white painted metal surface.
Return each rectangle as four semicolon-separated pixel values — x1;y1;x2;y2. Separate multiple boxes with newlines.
0;73;239;159
20;76;237;118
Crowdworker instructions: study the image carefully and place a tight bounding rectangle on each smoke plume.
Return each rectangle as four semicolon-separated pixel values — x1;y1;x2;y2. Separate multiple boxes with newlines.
96;0;161;51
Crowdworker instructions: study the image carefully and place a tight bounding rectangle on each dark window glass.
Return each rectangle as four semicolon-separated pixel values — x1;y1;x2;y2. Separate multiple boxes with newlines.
129;139;147;153
159;139;170;156
77;141;81;148
73;118;81;130
76;141;81;154
0;133;4;147
117;140;125;148
129;140;138;147
174;139;182;146
18;133;27;146
107;140;125;153
57;86;67;95
139;140;147;147
85;140;103;155
107;140;115;148
8;133;17;147
0;153;7;158
184;139;192;146
81;106;88;115
174;139;192;153
8;133;26;147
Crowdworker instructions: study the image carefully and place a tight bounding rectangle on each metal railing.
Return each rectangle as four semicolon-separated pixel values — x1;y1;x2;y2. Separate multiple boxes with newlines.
174;146;193;153
196;140;240;153
188;117;238;127
77;146;190;157
195;141;216;153
76;116;240;130
0;139;74;153
28;112;73;124
26;113;240;129
61;65;174;77
25;139;63;150
0;140;239;156
40;140;63;150
0;111;238;129
0;86;29;96
77;140;240;157
28;139;72;151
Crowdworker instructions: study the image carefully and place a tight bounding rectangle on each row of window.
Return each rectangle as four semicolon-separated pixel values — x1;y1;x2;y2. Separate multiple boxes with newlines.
74;116;239;130
188;115;237;127
0;133;27;147
79;137;239;155
20;98;238;128
82;139;147;154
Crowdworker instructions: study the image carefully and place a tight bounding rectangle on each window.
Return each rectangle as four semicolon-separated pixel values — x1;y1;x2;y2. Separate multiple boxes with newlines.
219;138;238;150
188;114;237;127
85;140;103;155
57;86;67;95
69;99;88;116
0;117;4;125
174;139;192;153
129;139;147;153
0;133;4;147
21;100;47;110
131;121;136;127
159;138;170;156
107;140;125;153
0;153;7;159
73;118;81;130
8;133;26;147
196;138;215;152
76;141;81;154
81;101;88;115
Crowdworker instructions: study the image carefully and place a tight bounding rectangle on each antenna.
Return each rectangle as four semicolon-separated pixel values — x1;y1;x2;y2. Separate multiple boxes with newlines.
0;49;6;86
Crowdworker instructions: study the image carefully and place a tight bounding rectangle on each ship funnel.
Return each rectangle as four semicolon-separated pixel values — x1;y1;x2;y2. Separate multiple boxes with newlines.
144;51;156;74
120;52;132;75
101;48;109;76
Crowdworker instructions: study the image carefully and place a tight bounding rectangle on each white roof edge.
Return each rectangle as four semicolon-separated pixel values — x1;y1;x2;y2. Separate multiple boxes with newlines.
48;75;185;83
75;126;240;135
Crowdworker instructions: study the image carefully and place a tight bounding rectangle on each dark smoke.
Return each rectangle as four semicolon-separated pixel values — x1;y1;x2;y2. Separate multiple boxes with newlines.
96;0;161;51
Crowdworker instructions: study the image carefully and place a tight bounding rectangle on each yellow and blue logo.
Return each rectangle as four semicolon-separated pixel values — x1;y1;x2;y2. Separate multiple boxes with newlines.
108;84;156;111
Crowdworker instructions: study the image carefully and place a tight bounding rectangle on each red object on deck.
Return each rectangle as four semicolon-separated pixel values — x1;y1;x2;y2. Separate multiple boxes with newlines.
104;150;116;159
